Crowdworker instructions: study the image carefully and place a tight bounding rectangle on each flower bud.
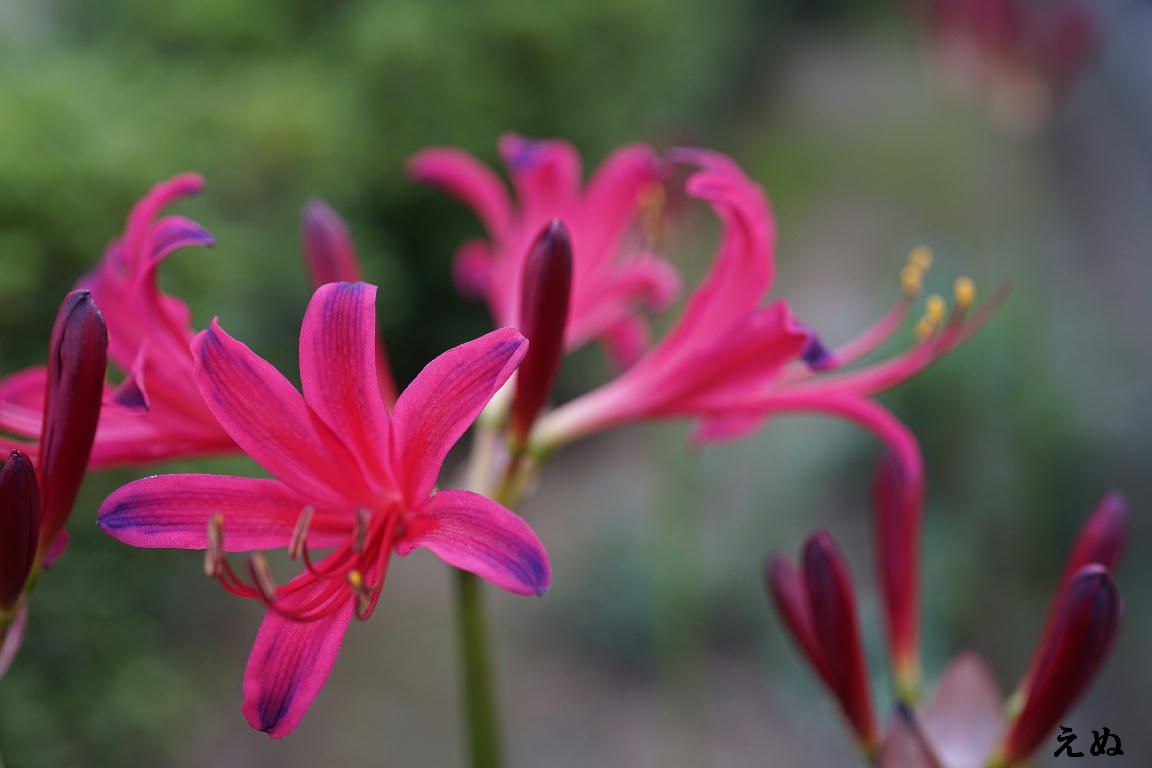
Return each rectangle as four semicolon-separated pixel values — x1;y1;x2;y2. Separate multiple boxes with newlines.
997;565;1121;764
509;220;572;445
803;532;878;751
37;290;108;555
0;452;40;611
764;555;832;689
873;451;922;699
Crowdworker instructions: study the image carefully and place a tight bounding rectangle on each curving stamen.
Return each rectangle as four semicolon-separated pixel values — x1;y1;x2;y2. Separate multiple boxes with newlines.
204;513;224;578
289;506;314;560
353;508;371;554
248;553;279;604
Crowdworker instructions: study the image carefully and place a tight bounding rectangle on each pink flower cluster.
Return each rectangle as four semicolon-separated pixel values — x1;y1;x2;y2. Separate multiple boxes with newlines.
1;135;1070;755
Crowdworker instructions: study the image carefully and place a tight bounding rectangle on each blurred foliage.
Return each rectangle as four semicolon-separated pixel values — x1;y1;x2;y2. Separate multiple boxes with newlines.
0;0;762;378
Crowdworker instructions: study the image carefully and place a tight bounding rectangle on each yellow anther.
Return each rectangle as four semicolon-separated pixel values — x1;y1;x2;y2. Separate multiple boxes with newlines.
900;264;923;296
347;570;365;590
925;294;946;324
915;315;938;341
954;277;975;309
908;245;933;271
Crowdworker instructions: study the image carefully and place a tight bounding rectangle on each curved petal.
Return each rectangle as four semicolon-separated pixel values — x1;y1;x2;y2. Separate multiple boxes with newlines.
243;586;354;738
390;328;527;503
299;283;391;486
453;240;495;300
98;474;344;551
408;148;512;236
193;321;370;506
0;366;48;438
498;134;582;217
301;200;363;286
397;489;550;596
580;144;665;271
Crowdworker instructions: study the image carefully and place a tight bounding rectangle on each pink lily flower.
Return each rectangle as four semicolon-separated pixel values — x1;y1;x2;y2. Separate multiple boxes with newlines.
768;492;1127;767
97;282;551;737
1;290;108;677
0;174;231;468
532;150;998;490
409;134;681;367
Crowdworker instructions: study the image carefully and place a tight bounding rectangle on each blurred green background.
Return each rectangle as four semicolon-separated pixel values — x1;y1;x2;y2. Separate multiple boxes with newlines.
0;1;1147;766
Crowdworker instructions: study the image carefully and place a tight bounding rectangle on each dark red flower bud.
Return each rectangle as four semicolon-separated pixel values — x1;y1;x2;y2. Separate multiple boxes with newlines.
803;532;878;750
0;452;40;611
998;565;1121;764
764;555;833;689
1058;492;1127;591
301;200;397;405
1018;492;1128;698
873;451;922;699
509;220;572;444
36;290;108;555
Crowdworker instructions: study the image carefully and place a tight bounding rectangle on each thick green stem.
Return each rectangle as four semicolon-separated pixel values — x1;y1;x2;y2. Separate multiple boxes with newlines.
453;414;536;768
455;568;502;768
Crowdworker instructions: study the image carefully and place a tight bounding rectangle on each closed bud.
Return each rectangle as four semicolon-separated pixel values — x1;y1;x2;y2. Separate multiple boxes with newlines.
873;451;922;700
764;555;833;689
38;290;108;555
0;452;40;612
803;532;878;751
510;220;572;445
998;566;1121;764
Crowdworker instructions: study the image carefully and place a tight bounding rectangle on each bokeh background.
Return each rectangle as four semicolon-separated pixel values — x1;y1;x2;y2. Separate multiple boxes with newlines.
0;0;1147;765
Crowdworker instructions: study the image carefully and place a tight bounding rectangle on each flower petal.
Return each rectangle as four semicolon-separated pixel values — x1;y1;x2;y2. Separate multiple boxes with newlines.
397;489;550;596
390;328;527;503
299;283;392;486
301;200;364;286
408;148;512;236
243;588;354;738
193;321;369;506
98;474;342;551
498;134;582;217
920;653;1005;768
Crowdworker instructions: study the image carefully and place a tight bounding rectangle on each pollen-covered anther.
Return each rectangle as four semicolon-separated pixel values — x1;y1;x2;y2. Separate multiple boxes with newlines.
289;506;314;560
900;247;933;297
204;513;224;577
639;183;669;248
908;245;933;271
248;553;278;603
954;276;976;310
915;296;946;340
347;569;372;617
900;265;924;297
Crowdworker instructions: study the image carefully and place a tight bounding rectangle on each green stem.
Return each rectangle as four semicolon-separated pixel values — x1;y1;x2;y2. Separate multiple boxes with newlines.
455;568;502;768
453;415;536;768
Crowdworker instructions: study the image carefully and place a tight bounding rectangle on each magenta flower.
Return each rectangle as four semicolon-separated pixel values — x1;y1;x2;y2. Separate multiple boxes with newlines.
769;492;1126;767
532;151;996;488
98;282;551;737
0;174;229;468
0;290;108;677
410;134;680;367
